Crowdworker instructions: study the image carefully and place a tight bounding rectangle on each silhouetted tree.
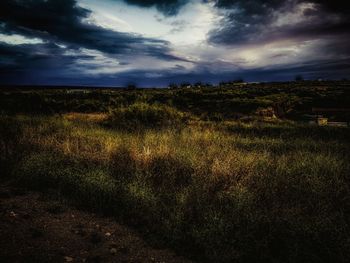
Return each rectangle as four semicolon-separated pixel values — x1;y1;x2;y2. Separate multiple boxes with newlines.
168;83;178;89
126;83;137;90
194;82;203;87
180;82;191;88
295;75;304;81
232;78;244;83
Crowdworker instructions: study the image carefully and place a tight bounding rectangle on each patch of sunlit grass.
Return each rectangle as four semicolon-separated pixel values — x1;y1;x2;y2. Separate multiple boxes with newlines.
63;112;109;122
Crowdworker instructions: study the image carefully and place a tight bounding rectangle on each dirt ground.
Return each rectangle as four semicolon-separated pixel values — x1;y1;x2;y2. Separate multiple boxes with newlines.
0;185;193;263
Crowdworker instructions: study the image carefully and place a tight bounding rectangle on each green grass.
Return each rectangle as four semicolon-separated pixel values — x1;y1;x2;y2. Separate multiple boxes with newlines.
1;111;349;263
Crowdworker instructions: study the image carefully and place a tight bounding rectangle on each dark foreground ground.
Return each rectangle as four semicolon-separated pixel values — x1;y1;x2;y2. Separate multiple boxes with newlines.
0;184;192;263
1;83;349;263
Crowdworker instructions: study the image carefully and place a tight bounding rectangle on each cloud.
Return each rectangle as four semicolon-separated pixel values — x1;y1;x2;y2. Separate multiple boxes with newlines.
1;38;348;86
0;0;349;86
0;0;182;61
79;57;350;87
122;0;187;15
314;0;350;14
0;41;83;84
209;0;350;46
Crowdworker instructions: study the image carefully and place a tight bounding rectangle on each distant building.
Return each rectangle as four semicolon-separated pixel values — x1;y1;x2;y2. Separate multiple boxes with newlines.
66;89;89;94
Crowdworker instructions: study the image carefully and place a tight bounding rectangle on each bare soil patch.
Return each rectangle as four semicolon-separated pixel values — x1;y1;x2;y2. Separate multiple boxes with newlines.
0;185;192;263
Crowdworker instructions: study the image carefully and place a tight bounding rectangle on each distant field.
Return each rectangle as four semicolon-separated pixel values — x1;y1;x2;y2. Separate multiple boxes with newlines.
1;81;349;122
1;82;350;262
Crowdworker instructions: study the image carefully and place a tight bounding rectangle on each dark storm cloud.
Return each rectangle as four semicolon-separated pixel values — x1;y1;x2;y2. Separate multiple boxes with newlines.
215;0;285;13
0;0;349;86
0;0;180;60
209;0;293;45
214;0;350;15
0;42;94;80
209;0;350;46
123;0;186;15
314;0;350;14
67;57;350;87
0;41;93;84
0;42;92;69
1;39;348;86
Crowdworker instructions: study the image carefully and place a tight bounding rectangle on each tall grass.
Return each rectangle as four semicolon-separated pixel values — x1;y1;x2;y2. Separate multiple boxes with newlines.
107;102;192;130
0;113;349;263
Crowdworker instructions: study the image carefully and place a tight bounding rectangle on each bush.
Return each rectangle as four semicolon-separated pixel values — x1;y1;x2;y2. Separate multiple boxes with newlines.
107;102;189;130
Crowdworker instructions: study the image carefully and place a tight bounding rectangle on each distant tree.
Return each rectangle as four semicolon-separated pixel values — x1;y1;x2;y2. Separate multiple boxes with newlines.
295;75;304;82
232;78;244;83
180;82;191;88
194;82;203;87
126;83;137;90
219;79;244;87
168;83;178;89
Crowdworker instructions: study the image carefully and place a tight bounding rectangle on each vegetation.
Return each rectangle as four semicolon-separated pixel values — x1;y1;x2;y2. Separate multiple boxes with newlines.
1;81;349;121
107;102;191;130
0;82;350;263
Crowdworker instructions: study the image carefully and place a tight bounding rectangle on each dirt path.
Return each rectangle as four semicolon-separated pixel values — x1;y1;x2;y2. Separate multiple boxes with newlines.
0;185;193;263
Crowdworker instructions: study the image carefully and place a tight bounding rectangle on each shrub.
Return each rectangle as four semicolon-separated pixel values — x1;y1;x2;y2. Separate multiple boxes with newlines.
107;102;189;130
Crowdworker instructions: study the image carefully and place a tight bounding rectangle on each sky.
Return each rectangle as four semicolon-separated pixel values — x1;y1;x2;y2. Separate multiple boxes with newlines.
0;0;349;87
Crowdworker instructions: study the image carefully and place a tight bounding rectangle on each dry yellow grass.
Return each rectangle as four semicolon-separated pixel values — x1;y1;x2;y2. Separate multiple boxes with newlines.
1;115;349;263
63;112;109;123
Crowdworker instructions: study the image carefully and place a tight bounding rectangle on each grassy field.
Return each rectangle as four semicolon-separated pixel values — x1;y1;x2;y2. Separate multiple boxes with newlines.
1;81;349;121
1;84;350;262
